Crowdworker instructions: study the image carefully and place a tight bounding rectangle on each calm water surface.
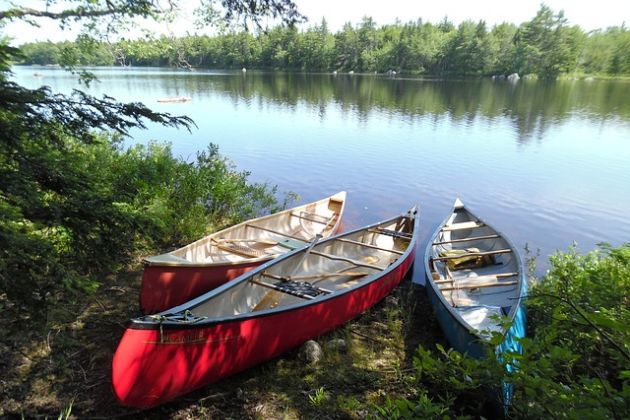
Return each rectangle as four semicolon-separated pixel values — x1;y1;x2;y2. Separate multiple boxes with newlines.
14;66;630;279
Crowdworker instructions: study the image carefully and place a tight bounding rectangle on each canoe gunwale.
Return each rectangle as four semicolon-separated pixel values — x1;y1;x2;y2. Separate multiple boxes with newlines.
423;200;526;341
129;206;419;331
143;253;275;267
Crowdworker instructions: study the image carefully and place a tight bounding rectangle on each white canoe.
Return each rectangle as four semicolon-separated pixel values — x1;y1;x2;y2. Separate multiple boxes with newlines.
140;191;346;313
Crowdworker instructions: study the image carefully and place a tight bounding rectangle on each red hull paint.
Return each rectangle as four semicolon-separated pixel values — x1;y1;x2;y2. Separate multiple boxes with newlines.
140;261;263;314
113;247;415;408
139;225;344;314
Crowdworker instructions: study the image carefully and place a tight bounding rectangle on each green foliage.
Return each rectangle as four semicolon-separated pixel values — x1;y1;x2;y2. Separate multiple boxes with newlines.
372;392;451;419
1;0;300;316
308;387;326;406
580;27;630;75
514;6;585;78
372;244;630;418
0;133;282;311
16;5;630;78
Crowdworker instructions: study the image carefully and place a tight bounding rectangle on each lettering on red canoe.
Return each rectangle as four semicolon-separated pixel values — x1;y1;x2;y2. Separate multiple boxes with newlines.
144;332;242;345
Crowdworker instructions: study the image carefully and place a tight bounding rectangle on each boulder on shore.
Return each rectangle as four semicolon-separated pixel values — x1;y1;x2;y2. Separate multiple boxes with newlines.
326;338;347;353
507;73;520;82
299;340;323;364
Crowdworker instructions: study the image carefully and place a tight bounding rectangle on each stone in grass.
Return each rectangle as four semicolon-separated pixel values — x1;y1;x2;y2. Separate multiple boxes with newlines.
385;295;399;307
326;338;347;353
299;340;323;364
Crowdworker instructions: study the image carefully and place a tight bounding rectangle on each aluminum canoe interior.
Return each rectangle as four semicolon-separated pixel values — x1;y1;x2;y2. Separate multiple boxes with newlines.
143;191;346;267
426;200;524;338
140;209;417;324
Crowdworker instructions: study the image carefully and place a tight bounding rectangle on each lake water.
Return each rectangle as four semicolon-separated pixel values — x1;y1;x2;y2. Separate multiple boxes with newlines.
13;66;630;279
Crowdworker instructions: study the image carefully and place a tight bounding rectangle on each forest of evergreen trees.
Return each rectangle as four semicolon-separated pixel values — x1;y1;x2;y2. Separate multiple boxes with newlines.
18;6;630;79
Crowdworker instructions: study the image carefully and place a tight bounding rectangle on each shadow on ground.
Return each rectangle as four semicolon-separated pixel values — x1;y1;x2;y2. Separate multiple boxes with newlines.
0;267;446;418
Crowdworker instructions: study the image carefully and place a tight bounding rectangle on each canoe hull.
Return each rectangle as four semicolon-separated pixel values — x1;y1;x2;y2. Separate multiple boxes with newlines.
425;280;526;359
140;260;264;314
113;247;415;408
139;192;346;314
425;279;486;358
139;222;344;314
423;200;527;360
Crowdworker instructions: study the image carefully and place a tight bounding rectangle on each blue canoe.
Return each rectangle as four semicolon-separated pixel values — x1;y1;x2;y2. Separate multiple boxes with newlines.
424;198;526;366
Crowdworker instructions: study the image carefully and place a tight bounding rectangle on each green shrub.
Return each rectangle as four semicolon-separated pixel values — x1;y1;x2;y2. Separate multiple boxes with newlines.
372;244;630;418
0;133;284;315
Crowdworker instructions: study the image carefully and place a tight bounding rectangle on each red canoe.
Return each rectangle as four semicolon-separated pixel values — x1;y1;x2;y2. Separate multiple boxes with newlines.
112;206;418;408
140;192;346;314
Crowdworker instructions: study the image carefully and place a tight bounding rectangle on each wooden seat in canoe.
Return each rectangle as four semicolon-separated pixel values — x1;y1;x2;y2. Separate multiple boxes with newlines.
441;221;485;231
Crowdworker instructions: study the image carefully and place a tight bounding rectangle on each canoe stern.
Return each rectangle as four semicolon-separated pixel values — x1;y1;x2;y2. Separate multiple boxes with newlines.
140;261;265;314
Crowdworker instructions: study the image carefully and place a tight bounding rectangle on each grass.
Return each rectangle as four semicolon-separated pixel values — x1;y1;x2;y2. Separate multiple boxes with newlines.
0;267;446;418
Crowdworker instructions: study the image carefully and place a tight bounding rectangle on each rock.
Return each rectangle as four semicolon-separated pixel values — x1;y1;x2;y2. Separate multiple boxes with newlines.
253;403;266;414
491;74;505;80
348;70;354;75
507;72;520;82
385;295;399;307
326;338;347;353
584;76;594;81
299;340;323;364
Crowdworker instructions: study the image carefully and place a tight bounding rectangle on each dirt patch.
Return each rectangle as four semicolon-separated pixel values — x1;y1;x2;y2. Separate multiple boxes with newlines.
0;268;445;418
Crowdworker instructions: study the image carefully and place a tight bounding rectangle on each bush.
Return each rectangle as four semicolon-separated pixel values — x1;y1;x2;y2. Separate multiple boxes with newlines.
372;244;630;418
0;133;284;315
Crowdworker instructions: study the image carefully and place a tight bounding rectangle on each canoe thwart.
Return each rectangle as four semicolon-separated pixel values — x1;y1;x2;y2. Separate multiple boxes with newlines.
211;239;272;259
433;234;500;245
262;271;369;282
439;280;519;292
433;272;519;284
309;250;385;270
245;224;306;241
434;248;512;261
291;211;338;226
368;228;412;240
441;221;485;232
215;238;278;246
334;237;405;255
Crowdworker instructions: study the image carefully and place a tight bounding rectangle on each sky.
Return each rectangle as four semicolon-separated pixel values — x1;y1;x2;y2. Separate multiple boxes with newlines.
1;0;629;45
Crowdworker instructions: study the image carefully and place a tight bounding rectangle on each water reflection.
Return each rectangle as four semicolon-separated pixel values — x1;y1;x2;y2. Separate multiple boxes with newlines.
12;66;630;276
17;68;630;140
112;71;630;144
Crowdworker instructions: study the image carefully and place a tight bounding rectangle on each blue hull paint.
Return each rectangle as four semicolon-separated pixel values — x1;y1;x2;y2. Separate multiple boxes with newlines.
425;278;488;358
426;279;527;360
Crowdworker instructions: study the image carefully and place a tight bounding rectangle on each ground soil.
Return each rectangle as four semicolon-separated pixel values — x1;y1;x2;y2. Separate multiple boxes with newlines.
0;267;445;419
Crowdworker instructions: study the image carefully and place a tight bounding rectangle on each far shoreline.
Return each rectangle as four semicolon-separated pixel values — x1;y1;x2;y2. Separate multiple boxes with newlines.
16;64;630;82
